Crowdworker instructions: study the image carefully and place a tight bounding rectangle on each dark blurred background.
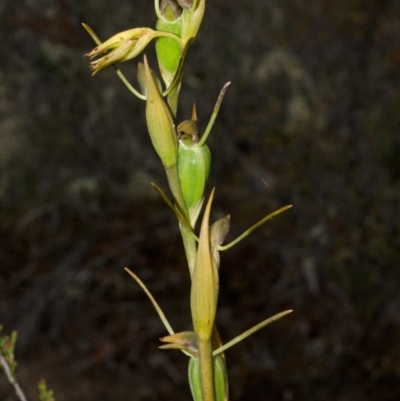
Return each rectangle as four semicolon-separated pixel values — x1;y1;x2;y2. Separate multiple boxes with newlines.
1;0;400;400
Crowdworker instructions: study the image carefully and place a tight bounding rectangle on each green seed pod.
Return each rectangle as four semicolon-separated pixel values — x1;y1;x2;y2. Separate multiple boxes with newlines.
188;355;227;401
177;119;211;212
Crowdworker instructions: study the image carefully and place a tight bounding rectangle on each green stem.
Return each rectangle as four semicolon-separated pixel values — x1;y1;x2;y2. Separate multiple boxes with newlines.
198;339;215;401
180;224;197;277
165;165;197;275
167;84;181;117
0;353;28;401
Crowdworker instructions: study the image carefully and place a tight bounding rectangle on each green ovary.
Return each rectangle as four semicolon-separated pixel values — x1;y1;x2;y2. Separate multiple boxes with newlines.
178;142;211;210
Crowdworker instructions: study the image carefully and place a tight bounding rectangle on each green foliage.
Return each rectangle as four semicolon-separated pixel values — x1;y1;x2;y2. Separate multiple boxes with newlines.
0;327;56;401
0;326;18;381
38;379;56;401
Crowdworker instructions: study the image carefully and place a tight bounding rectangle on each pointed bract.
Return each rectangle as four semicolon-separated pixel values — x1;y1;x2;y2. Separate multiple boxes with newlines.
143;57;178;168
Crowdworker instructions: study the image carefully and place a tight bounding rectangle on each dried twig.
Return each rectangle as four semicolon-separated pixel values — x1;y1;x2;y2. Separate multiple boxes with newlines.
0;353;29;401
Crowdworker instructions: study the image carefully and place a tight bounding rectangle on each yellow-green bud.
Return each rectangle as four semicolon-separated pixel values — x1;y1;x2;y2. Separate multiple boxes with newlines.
141;57;178;168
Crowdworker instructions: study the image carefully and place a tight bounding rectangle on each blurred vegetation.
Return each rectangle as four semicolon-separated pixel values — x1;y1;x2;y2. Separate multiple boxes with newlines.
1;0;399;400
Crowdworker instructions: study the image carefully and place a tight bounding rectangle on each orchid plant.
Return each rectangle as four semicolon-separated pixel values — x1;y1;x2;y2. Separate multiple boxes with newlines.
83;1;293;400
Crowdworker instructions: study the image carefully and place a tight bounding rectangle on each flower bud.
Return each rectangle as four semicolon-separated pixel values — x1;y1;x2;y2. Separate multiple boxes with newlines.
141;57;178;168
